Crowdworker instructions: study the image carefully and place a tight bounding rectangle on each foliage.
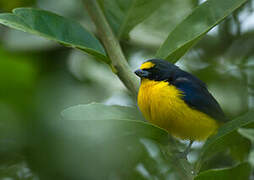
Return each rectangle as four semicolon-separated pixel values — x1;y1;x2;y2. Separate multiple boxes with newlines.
0;0;253;179
99;0;165;39
155;0;248;63
194;163;251;180
0;8;107;61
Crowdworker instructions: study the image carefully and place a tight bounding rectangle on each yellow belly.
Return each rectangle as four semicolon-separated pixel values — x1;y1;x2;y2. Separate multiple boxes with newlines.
137;79;219;141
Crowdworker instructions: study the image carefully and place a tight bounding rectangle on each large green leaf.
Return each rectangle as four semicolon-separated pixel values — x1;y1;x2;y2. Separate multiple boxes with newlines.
101;0;165;39
29;119;173;179
196;111;254;169
61;103;145;121
57;119;169;146
195;163;251;180
156;0;247;63
0;8;107;61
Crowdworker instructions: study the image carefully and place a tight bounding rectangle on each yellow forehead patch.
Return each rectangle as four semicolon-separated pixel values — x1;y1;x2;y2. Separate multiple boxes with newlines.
140;62;155;70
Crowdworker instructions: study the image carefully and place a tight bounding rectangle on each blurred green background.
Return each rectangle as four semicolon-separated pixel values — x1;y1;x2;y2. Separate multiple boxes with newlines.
0;0;254;179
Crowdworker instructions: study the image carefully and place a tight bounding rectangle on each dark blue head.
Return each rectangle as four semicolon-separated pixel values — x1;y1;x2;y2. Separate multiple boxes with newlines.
135;59;179;81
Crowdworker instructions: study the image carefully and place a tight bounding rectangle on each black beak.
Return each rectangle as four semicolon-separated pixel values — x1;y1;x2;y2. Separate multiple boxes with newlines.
134;69;149;78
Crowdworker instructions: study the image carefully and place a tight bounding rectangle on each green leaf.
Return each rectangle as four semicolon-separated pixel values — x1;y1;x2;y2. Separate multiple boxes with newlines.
30;119;171;179
238;128;254;142
61;103;145;121
0;8;107;61
227;132;251;162
58;119;169;145
195;163;251;180
156;0;247;63
101;0;165;39
196;111;254;169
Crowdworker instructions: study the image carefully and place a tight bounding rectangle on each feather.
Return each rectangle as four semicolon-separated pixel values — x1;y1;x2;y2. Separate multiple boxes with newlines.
171;70;228;123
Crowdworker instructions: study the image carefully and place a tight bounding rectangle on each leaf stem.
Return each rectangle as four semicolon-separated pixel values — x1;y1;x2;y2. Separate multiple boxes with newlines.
83;0;139;97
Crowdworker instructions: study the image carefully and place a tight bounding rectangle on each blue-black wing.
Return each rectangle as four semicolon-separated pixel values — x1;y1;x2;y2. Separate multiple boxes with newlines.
171;71;228;123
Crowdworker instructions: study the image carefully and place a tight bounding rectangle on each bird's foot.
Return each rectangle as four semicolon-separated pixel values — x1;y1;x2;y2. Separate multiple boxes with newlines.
176;140;194;159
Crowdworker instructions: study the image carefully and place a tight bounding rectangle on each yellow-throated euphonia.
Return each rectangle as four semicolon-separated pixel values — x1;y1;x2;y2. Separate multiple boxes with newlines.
135;59;227;143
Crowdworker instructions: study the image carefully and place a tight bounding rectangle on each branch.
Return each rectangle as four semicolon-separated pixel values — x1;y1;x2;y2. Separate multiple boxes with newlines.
83;0;139;97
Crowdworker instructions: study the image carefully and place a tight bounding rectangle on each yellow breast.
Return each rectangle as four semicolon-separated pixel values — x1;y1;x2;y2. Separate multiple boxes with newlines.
137;79;219;141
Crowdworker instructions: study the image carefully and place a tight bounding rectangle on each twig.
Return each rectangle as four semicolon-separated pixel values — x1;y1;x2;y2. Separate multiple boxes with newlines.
83;0;139;97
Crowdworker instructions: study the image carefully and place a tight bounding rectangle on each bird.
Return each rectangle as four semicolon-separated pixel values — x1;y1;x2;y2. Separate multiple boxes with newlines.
134;59;227;154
